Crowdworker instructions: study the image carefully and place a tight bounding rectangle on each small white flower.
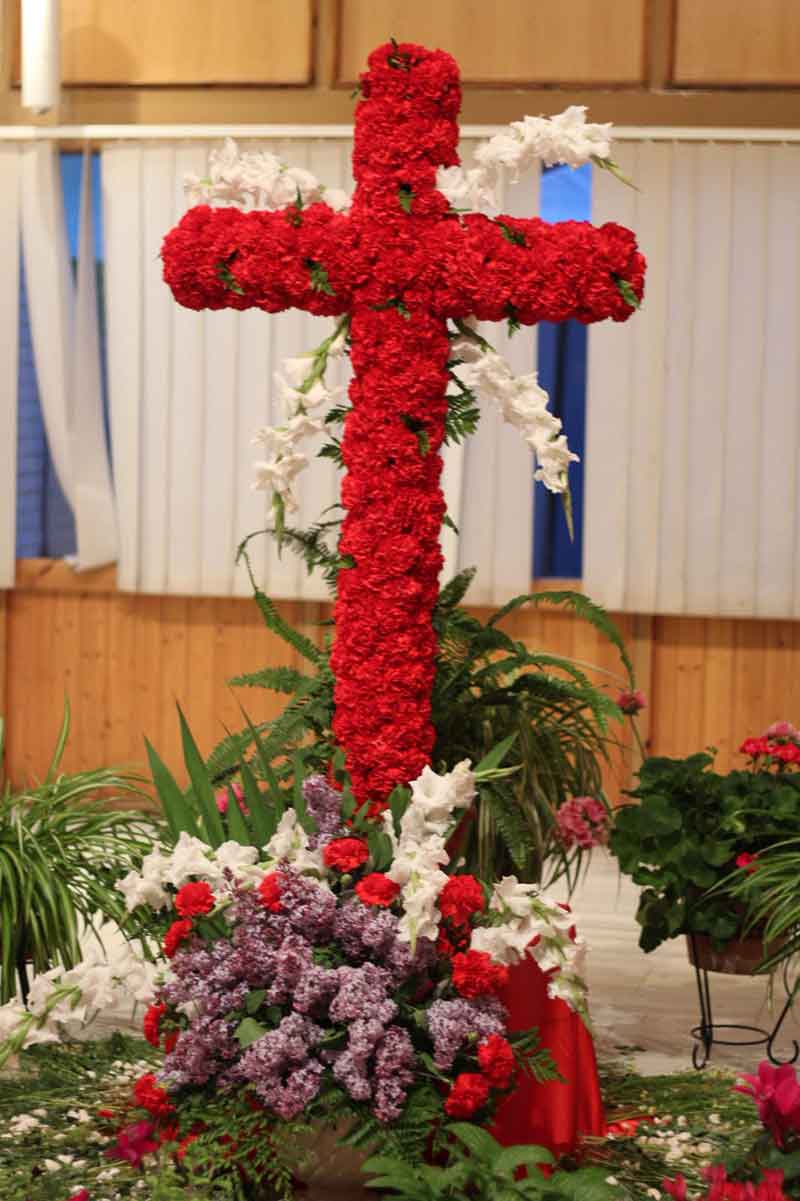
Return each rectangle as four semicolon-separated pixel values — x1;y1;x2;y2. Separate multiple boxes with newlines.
115;869;169;913
323;187;351;212
709;1113;721;1125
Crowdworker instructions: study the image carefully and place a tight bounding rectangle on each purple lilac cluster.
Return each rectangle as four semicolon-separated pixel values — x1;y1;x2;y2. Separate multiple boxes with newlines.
426;997;507;1071
302;774;343;848
156;870;435;1122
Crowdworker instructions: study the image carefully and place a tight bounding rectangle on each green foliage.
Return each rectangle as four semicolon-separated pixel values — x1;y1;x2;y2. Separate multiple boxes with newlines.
609;751;800;952
0;703;157;1002
205;556;631;887
725;837;800;973
362;1122;622;1201
443;374;481;446
307;259;335;295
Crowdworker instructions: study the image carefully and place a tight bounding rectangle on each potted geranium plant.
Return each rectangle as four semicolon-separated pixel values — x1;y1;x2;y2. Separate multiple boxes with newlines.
609;723;800;972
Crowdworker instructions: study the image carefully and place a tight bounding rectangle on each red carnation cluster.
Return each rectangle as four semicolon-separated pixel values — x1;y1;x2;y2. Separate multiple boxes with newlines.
133;1073;175;1120
477;1033;516;1088
163;918;193;959
355;872;401;907
438;875;485;925
143;1002;166;1048
258;872;283;912
160;38;645;812
444;1071;490;1118
323;837;370;871
451;949;509;999
174;880;216;917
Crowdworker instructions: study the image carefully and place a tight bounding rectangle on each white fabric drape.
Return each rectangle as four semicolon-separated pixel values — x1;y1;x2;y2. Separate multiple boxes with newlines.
102;137;536;603
585;140;800;619
21;142;116;569
0;146;21;588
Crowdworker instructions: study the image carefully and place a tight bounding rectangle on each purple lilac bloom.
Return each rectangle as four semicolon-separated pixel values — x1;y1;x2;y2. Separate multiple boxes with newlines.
278;871;338;943
332;1017;387;1102
329;964;396;1024
303;775;343;847
332;899;437;986
232;1014;325;1119
292;964;340;1016
266;933;314;1005
161;1015;240;1088
373;1026;416;1123
426;997;507;1071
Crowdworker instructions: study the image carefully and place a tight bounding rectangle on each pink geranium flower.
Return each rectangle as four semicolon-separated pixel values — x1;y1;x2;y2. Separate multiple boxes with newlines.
104;1120;159;1168
555;797;609;849
214;779;249;816
734;1061;800;1148
764;721;800;741
617;688;646;715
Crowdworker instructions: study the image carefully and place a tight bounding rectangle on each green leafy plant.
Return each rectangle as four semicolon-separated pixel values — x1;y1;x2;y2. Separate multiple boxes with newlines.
0;705;157;1002
724;837;800;974
201;547;633;888
362;1122;622;1201
609;750;800;953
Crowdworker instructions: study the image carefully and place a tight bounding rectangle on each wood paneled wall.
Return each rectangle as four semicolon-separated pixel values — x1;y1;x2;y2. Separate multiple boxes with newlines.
2;562;796;800
6;0;800;129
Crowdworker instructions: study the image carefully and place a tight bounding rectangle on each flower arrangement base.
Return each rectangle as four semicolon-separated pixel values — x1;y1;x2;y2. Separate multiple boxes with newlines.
686;933;800;1070
289;1125;371;1201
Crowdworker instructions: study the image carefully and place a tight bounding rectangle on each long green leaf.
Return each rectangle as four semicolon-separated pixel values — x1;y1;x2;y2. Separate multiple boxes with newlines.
178;707;225;847
146;738;199;842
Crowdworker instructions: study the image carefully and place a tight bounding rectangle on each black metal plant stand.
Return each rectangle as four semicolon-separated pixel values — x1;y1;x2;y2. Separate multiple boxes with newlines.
689;932;800;1069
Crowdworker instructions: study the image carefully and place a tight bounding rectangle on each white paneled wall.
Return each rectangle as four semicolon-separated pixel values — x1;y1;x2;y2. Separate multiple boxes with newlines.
102;137;537;603
585;140;800;619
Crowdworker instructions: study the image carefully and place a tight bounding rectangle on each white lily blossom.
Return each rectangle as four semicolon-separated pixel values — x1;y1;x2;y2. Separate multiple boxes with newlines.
436;106;613;213
163;831;220;888
184;138;352;213
264;810;326;878
450;332;578;494
469;875;588;1015
389;760;476;946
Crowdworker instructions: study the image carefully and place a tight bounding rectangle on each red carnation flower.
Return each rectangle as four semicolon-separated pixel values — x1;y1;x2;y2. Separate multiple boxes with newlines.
105;1120;159;1168
143;1002;166;1048
444;1072;490;1118
438;875;485;925
736;852;759;874
355;872;400;907
323;837;370;872
164;1030;179;1054
258;872;283;912
451;949;509;999
174;880;215;918
477;1034;516;1089
163;918;193;959
133;1073;175;1119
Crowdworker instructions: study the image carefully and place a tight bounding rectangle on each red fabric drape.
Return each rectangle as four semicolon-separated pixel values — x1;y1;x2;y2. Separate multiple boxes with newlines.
491;956;606;1156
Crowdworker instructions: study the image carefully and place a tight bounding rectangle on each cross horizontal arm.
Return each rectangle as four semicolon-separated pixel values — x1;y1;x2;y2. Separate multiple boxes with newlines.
161;203;355;316
434;214;645;326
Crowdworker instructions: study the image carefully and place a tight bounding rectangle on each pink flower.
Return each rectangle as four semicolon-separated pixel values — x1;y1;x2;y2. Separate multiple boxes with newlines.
764;721;800;741
617;688;646;715
68;1191;91;1201
734;1061;800;1148
662;1177;688;1201
555;797;609;849
215;779;249;816
104;1120;159;1168
736;852;759;874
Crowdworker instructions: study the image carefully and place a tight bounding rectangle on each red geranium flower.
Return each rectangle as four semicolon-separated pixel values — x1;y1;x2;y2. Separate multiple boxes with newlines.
617;688;646;715
105;1120;159;1168
258;872;283;912
174;880;215;918
736;852;759;874
133;1073;175;1119
477;1033;515;1089
444;1072;490;1118
355;872;400;907
438;875;485;925
163;918;193;959
323;837;370;872
143;1002;166;1048
451;949;509;999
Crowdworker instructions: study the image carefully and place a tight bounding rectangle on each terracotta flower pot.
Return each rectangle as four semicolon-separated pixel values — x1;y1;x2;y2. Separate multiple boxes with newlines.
686;932;781;976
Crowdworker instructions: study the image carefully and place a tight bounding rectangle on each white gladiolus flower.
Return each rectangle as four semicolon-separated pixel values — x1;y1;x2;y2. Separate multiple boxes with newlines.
253;452;309;509
533;435;580;493
184;139;346;214
214;841;260;878
282;355;315;388
322;186;351;212
264;810;326;877
115;868;170;913
163;831;219;887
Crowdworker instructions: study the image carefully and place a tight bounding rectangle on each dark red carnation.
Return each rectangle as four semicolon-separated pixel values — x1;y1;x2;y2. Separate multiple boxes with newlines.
355;872;400;907
174;880;215;918
444;1072;490;1118
451;949;509;999
323;837;370;871
143;1002;166;1048
438;875;485;925
258;872;283;912
477;1033;516;1088
163;918;193;959
133;1073;175;1119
